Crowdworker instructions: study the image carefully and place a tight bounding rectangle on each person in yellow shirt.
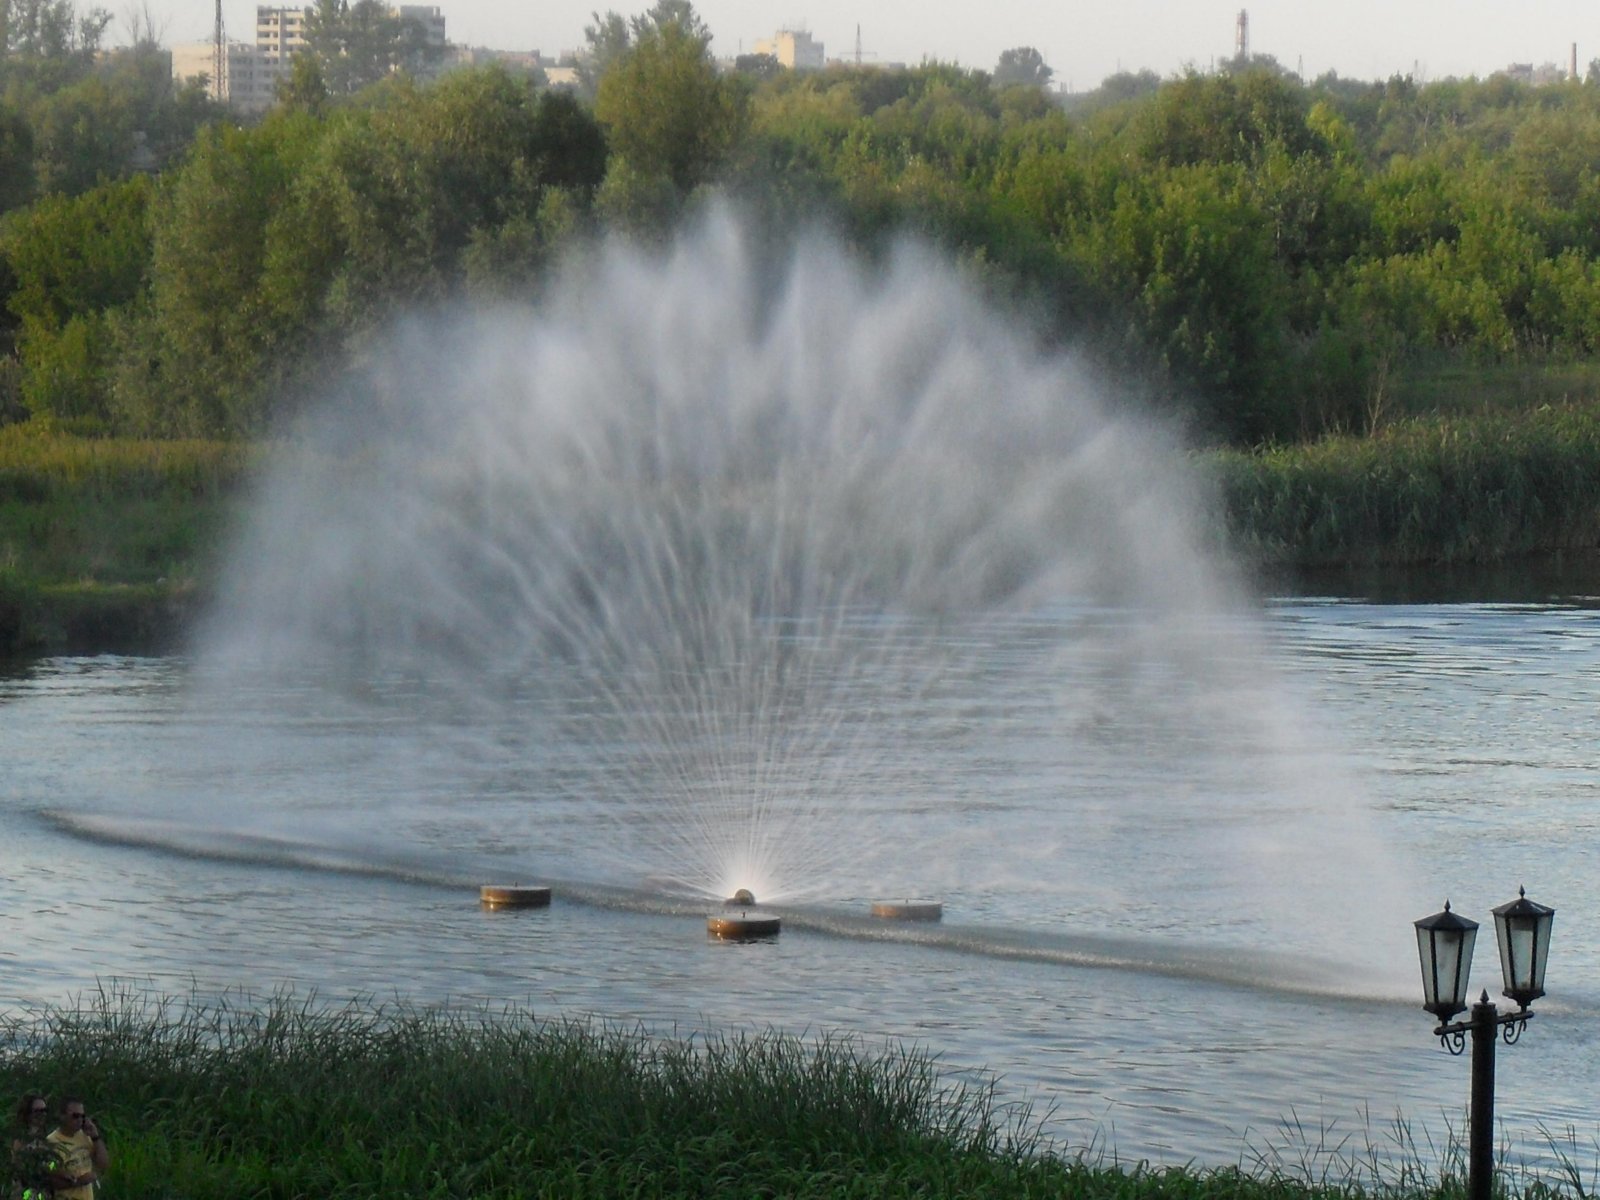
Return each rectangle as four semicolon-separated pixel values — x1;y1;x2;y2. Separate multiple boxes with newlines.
45;1099;107;1200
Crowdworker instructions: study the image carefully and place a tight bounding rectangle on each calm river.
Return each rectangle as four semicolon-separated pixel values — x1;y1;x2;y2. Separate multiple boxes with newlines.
2;584;1598;1180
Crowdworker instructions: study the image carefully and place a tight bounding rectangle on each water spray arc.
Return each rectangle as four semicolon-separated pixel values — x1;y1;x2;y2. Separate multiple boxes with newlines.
187;211;1402;968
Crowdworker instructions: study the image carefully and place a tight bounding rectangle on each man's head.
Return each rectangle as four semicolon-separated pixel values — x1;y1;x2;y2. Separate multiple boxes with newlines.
57;1097;86;1132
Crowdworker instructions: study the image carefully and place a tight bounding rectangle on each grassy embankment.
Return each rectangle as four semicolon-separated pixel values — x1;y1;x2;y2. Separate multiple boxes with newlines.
0;990;1536;1200
0;425;255;656
4;386;1600;657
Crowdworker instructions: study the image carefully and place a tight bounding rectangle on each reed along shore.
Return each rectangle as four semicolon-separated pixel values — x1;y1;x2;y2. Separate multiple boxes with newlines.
6;404;1600;656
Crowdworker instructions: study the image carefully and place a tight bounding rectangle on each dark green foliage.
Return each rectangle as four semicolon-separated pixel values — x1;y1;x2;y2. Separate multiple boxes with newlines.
3;176;150;332
1;36;220;217
275;51;330;115
11;3;1600;450
594;10;746;223
105;67;603;435
994;47;1052;90
0;104;35;211
1;175;152;424
302;0;445;96
734;52;782;81
735;59;1600;442
1131;70;1327;168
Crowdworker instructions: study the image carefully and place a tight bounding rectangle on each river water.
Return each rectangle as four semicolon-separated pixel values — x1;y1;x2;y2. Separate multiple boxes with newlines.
2;586;1598;1181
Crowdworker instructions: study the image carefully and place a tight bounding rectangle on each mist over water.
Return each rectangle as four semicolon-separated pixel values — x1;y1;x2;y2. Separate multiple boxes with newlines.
172;212;1416;981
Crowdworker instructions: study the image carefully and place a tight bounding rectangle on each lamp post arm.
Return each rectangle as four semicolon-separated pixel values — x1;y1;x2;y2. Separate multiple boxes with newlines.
1433;1006;1532;1051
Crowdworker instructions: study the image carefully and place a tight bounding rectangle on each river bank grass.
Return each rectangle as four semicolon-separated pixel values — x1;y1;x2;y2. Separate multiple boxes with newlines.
0;990;1552;1200
0;426;254;654
4;398;1600;657
1212;401;1600;568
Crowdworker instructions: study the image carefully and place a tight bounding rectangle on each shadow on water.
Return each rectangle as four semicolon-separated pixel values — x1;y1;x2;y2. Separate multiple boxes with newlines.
1279;551;1600;606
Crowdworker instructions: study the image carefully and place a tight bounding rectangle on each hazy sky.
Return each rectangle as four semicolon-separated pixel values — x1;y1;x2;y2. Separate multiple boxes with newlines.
161;1;1600;89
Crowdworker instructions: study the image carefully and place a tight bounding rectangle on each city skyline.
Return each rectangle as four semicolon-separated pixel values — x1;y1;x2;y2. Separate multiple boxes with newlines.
155;0;1600;89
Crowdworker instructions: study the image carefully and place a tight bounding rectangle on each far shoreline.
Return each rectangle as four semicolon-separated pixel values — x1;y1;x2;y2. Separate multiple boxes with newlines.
7;550;1600;664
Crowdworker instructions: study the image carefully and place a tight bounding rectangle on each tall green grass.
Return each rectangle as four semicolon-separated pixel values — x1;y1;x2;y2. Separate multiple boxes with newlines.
0;426;256;653
0;989;1583;1200
1;989;1042;1199
1212;403;1600;567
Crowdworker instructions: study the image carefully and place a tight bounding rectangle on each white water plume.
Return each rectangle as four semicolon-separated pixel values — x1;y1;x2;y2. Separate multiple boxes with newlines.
179;211;1415;975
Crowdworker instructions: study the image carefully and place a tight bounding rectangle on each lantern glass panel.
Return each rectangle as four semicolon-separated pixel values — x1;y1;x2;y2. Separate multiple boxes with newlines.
1496;917;1534;992
1416;921;1476;1018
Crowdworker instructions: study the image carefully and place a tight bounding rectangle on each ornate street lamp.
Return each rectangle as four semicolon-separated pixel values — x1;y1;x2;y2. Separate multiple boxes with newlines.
1414;889;1555;1200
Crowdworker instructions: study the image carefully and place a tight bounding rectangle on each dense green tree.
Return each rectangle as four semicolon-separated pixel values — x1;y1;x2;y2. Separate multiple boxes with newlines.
1074;69;1161;111
125;120;304;434
1;0;106;61
0;105;34;212
1;40;216;210
1;174;151;422
629;0;709;44
6;37;1600;444
733;52;780;81
102;69;604;433
289;69;604;323
993;46;1052;89
1132;69;1325;167
3;173;150;330
276;51;329;114
302;0;442;97
578;9;631;95
594;7;746;216
1087;164;1293;439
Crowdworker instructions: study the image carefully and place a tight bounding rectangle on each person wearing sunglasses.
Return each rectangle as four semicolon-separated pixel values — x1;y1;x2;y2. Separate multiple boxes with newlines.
9;1093;54;1200
45;1098;107;1199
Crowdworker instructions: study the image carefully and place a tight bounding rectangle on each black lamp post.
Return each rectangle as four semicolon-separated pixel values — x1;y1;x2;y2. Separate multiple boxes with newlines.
1414;888;1555;1200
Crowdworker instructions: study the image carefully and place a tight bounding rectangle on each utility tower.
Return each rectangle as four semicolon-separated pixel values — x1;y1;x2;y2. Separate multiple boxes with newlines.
212;0;227;102
1235;9;1248;59
850;24;878;66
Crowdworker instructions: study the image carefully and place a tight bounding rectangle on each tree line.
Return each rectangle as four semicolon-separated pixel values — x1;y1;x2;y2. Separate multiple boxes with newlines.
6;0;1600;444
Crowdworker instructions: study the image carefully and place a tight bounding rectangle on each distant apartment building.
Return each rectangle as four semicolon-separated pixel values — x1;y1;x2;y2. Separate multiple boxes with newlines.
446;45;553;80
753;29;823;70
172;3;446;112
255;5;309;76
170;37;278;111
396;5;447;51
1500;60;1568;86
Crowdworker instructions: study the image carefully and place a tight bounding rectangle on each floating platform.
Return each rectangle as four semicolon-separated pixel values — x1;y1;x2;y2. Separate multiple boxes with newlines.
870;899;943;922
707;910;780;940
480;885;552;908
